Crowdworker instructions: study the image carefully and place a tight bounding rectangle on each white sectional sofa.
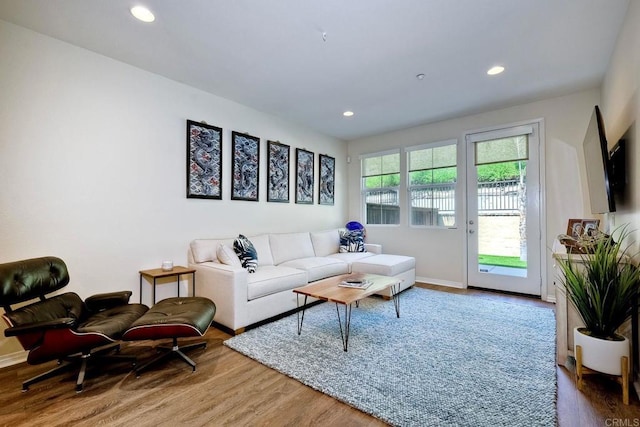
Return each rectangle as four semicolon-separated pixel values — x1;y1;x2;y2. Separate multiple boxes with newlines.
188;229;415;334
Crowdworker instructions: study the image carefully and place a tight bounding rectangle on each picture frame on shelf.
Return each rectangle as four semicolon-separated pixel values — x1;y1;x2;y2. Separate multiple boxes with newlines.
186;120;222;199
267;140;290;203
318;154;335;205
582;219;600;236
295;148;314;204
567;218;585;239
231;131;260;201
566;218;601;239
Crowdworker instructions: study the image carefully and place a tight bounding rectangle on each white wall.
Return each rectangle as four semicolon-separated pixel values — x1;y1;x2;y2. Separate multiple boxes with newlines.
601;0;640;241
599;0;640;387
347;89;601;298
0;21;347;357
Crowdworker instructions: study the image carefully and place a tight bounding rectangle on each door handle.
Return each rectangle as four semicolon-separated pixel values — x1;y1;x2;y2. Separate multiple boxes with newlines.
469;229;475;234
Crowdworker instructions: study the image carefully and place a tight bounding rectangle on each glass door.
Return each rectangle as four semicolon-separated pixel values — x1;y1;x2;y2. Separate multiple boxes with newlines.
466;124;541;295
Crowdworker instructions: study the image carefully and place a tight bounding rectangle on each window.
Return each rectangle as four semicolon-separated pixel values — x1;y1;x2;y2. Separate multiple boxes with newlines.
407;140;457;227
361;150;400;225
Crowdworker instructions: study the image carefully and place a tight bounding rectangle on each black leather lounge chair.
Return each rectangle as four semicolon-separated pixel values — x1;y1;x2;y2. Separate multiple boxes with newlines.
0;256;149;392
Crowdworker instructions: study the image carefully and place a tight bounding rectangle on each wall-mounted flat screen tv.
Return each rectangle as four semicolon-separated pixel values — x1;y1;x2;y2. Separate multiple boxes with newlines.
583;105;615;213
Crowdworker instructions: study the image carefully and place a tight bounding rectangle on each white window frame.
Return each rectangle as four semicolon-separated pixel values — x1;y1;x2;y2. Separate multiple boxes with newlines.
405;139;458;229
360;149;401;226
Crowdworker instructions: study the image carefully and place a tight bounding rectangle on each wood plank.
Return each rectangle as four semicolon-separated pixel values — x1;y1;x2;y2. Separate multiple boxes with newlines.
293;273;400;305
139;266;195;278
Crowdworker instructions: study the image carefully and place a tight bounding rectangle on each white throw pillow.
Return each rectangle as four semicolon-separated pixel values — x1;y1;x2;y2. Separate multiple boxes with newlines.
217;244;242;267
311;229;340;257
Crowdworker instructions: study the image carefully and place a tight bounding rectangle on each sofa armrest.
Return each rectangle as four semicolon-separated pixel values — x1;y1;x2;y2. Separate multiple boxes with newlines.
364;243;382;254
189;262;249;331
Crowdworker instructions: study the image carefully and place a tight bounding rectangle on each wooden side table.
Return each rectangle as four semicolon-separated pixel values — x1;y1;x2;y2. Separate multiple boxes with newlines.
139;266;196;305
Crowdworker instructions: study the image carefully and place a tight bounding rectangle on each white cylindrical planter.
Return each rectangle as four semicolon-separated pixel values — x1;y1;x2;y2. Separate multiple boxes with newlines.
574;327;629;375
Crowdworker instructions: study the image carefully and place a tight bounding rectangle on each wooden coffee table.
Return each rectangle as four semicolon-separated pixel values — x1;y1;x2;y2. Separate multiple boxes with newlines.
293;273;402;351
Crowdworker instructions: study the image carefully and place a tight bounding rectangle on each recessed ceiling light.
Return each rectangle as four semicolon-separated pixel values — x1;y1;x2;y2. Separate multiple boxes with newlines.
487;65;505;76
416;73;425;80
343;111;354;117
131;6;155;23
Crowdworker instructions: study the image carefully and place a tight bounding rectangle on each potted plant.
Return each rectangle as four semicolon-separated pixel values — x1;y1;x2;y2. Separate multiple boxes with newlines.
558;225;640;354
556;224;640;401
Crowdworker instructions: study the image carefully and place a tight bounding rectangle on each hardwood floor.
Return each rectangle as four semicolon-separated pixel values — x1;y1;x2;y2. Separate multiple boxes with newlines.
0;284;639;426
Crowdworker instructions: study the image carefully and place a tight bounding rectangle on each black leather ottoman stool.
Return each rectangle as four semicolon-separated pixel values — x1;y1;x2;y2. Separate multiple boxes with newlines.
122;297;216;376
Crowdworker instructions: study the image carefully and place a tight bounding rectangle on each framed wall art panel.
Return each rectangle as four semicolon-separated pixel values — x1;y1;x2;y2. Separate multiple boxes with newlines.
231;131;260;201
295;148;314;204
186;120;222;199
267;140;290;202
318;154;335;205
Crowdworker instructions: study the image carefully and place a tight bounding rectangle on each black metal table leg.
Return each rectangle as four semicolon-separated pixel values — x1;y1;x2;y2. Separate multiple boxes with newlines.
297;294;308;335
335;302;353;352
391;282;401;318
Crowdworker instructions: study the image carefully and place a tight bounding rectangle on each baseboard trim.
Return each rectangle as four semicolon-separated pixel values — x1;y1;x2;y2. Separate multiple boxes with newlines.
416;276;464;289
0;350;27;369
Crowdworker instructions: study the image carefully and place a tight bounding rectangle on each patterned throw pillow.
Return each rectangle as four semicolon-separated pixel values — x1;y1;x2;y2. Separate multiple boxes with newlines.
233;234;258;273
339;229;365;253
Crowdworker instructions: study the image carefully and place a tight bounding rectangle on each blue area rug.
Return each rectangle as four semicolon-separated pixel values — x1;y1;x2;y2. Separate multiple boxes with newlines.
225;287;556;426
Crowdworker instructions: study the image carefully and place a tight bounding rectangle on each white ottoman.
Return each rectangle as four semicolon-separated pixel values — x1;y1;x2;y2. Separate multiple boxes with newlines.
351;254;416;298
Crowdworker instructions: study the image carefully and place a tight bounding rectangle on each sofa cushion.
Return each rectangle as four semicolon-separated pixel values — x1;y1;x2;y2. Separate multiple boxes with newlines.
248;234;274;266
247;266;308;300
234;234;258;273
216;244;242;267
329;252;376;273
310;229;340;257
351;254;416;276
328;251;376;264
339;229;365;253
270;232;315;265
280;257;349;282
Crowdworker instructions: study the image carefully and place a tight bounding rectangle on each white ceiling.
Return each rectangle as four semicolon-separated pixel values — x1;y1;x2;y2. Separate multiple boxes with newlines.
0;0;629;140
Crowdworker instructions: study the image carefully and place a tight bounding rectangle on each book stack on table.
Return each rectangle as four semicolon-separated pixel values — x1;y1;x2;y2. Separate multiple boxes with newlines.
338;276;372;290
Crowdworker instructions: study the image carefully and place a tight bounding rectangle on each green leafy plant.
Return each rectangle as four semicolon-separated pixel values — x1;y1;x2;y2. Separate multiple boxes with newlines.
557;225;640;339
